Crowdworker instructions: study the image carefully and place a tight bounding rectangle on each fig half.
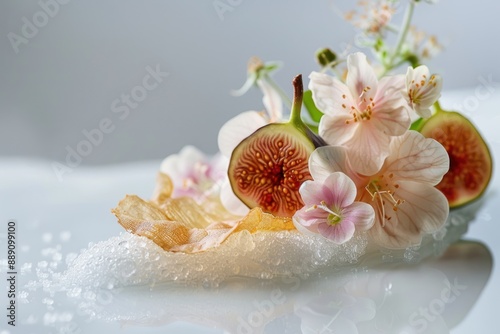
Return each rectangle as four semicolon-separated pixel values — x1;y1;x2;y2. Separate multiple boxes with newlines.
228;75;326;217
416;103;493;208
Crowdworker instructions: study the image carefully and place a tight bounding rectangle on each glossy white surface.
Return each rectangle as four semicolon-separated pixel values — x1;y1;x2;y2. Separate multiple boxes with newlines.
1;89;499;333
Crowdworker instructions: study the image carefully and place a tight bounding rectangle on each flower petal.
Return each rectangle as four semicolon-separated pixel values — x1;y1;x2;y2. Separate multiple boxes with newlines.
293;213;321;235
407;65;430;85
298;179;330;206
398;181;449;233
309;71;355;116
207;153;229;182
385;130;449;185
414;106;432;119
317;221;356;244
342;202;375;230
371;75;411;136
257;79;283;122
368;180;449;249
323;172;358;208
346;53;378;102
371;100;410;137
380;74;406;94
417;75;443;107
413;75;442;118
319;113;358;146
231;72;257;96
217;111;267;157
293;206;326;228
220;178;250;216
160;145;205;179
308;146;365;187
405;66;420;91
345;123;391;176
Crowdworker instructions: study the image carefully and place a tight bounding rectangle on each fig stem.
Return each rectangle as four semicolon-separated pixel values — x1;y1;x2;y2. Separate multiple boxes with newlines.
290;74;304;126
433;100;445;114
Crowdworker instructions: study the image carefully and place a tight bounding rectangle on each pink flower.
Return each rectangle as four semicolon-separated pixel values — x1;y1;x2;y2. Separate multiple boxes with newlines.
346;0;397;35
309;52;411;175
160;146;227;202
293;172;375;244
309;131;450;249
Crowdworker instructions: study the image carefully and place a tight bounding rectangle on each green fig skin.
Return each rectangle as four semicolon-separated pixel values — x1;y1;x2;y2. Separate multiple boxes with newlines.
418;104;493;209
228;75;326;217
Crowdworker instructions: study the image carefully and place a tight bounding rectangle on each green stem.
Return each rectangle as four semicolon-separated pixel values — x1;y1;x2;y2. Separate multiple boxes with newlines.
433;100;444;113
290;75;304;126
386;0;416;70
385;23;400;34
262;73;292;108
392;58;409;70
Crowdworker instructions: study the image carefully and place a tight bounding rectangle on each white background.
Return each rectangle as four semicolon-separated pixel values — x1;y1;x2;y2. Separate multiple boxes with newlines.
1;0;500;164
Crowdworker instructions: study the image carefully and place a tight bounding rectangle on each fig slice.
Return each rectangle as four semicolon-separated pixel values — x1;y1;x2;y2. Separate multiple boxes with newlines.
228;75;327;217
416;103;493;208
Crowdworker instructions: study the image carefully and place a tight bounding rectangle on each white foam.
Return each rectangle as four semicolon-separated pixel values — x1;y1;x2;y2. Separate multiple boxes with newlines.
58;230;368;288
35;198;483;291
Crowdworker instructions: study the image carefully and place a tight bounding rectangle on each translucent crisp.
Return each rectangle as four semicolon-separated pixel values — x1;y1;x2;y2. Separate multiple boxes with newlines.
112;173;295;253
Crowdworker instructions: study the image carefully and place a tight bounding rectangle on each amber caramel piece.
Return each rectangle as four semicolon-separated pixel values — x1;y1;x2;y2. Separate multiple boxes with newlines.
112;175;297;253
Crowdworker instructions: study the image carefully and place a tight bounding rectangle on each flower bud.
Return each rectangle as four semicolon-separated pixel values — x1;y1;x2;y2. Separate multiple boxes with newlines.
315;48;337;68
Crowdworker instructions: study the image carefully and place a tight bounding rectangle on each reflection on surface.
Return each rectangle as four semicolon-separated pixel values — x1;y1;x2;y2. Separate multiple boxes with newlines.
63;240;491;334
